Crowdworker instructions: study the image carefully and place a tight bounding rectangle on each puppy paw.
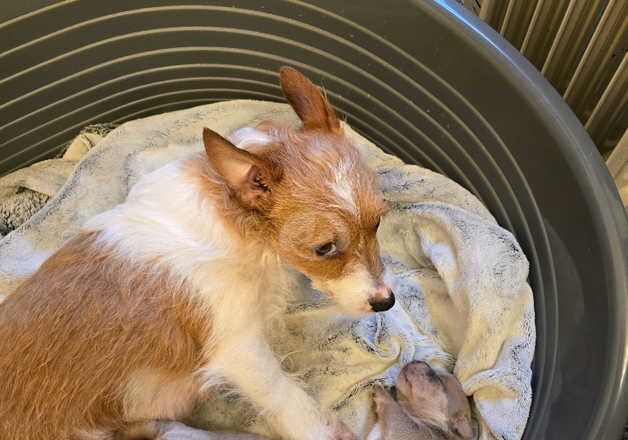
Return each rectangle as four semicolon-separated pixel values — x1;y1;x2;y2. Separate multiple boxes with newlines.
329;419;355;440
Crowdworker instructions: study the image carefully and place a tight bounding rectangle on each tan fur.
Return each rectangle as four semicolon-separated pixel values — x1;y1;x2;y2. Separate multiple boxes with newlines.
0;232;211;439
279;66;341;133
266;129;387;282
363;362;473;440
372;387;441;440
191;67;388;293
184;102;391;315
185;128;388;284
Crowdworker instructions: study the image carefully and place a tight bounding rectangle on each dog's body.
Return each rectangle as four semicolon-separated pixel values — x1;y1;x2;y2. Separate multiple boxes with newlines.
363;362;473;440
0;68;393;440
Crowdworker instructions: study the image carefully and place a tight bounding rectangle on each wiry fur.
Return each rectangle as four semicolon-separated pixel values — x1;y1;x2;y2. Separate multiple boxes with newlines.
0;67;391;440
0;232;209;439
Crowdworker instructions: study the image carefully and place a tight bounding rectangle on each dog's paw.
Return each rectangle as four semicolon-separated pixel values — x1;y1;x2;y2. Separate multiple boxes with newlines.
329;419;355;440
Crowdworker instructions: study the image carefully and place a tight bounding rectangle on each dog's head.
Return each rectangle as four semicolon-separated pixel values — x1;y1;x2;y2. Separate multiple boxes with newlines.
393;361;473;439
201;66;394;315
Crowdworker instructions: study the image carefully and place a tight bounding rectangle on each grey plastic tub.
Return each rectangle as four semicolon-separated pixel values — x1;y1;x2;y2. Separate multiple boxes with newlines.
1;1;626;439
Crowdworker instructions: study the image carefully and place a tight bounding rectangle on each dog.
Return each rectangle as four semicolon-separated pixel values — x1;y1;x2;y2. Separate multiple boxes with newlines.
0;66;394;440
363;361;473;440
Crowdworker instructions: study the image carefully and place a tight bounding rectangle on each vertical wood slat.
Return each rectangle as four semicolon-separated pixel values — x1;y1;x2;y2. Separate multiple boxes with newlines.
605;129;628;205
463;0;626;154
520;0;571;69
479;0;509;31
563;0;627;118
606;129;628;175
542;0;607;95
585;53;627;153
499;0;538;50
498;0;515;35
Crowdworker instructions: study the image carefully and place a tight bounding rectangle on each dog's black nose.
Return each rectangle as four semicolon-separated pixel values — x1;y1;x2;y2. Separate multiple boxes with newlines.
369;290;395;312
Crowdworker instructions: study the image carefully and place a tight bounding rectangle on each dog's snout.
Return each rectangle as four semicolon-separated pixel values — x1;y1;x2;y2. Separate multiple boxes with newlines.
369;288;395;312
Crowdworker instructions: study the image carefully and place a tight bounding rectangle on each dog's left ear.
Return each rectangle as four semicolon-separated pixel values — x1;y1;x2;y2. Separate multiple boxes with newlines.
279;66;341;133
202;127;280;212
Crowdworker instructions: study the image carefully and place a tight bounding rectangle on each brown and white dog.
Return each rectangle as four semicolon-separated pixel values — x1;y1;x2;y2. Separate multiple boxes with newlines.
363;362;473;440
0;67;394;439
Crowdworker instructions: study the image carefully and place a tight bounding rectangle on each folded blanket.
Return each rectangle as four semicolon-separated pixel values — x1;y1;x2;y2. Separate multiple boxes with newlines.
0;101;535;440
0;127;110;238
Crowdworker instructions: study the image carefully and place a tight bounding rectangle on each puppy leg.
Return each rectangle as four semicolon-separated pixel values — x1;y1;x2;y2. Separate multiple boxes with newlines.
370;386;428;440
208;331;351;440
360;388;380;440
371;386;396;417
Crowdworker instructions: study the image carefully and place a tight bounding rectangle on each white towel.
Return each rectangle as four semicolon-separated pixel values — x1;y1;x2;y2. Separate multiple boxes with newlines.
0;101;535;440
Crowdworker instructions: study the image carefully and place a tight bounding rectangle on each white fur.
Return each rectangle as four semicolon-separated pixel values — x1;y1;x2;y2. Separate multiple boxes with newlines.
365;423;382;440
313;263;376;315
124;369;199;421
228;127;272;149
328;159;357;214
84;156;331;440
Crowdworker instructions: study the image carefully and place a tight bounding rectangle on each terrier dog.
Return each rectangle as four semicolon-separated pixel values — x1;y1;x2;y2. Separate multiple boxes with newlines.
363;362;473;440
0;67;394;439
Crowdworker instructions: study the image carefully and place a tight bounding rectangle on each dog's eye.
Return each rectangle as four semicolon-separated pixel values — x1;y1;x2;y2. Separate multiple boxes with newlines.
313;242;337;258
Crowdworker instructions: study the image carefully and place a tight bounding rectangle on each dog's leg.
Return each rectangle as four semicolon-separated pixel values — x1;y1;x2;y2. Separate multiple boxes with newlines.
208;330;350;440
116;421;159;439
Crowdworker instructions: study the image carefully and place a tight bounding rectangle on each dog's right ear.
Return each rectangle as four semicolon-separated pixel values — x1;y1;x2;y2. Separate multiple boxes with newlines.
279;66;341;133
202;127;280;212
